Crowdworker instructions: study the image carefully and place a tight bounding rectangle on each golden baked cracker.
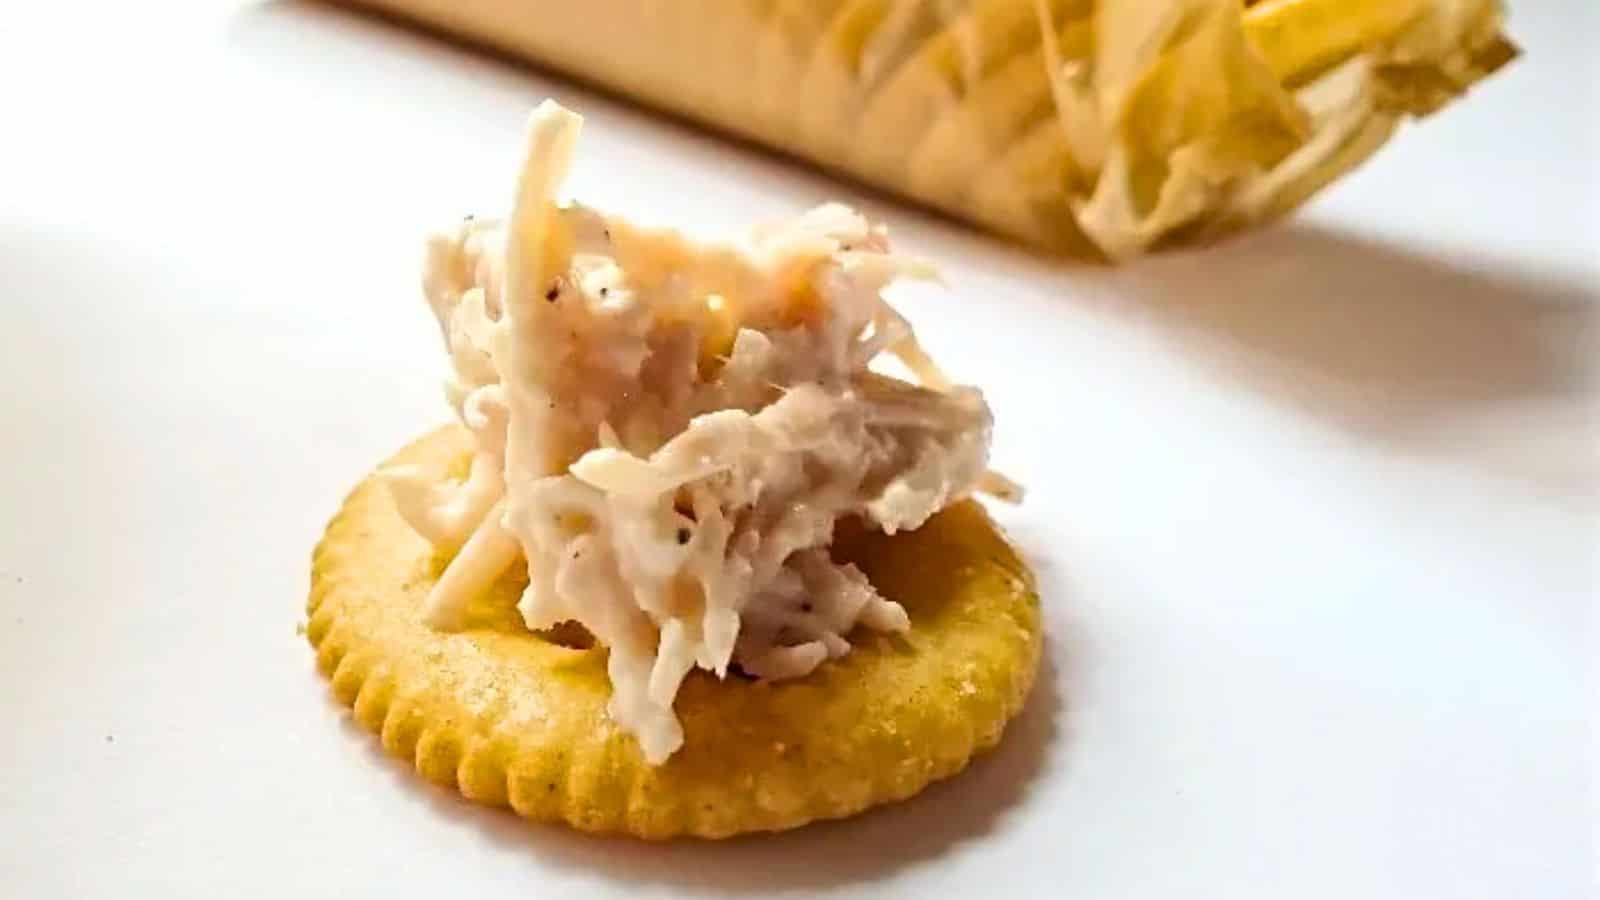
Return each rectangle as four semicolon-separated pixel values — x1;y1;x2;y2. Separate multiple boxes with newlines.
307;426;1041;838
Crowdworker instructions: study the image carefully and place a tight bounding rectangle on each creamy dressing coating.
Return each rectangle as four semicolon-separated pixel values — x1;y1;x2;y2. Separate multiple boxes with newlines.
385;101;1014;763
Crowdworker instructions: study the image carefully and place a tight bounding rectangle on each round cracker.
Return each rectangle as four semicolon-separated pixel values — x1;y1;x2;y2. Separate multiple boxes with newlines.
307;426;1041;838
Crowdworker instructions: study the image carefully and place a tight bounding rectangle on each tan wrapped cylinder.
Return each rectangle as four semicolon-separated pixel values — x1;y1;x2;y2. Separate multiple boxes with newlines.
340;0;1515;259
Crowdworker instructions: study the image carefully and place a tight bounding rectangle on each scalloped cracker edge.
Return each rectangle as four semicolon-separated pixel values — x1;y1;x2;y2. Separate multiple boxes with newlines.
306;426;1042;838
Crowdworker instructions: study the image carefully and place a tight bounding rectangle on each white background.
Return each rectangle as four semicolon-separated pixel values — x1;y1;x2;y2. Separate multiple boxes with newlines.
0;2;1593;898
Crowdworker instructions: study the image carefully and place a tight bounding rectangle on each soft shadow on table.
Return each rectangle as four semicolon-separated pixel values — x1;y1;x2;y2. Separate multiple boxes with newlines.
337;644;1061;894
994;225;1597;503
1136;227;1596;500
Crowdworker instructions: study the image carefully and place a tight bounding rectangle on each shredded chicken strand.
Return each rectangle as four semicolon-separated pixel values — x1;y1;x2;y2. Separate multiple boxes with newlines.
387;101;1015;763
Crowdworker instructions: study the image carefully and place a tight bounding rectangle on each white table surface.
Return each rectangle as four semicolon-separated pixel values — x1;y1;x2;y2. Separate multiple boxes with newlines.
1;3;1594;898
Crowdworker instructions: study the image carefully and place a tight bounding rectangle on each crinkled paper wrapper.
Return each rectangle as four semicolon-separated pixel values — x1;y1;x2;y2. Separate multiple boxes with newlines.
341;0;1514;258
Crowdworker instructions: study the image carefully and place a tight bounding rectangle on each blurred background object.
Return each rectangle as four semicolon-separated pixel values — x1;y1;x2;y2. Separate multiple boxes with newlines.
338;0;1516;258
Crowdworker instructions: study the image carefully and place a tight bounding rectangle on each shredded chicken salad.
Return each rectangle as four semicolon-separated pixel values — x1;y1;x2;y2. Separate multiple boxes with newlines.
384;101;1018;763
